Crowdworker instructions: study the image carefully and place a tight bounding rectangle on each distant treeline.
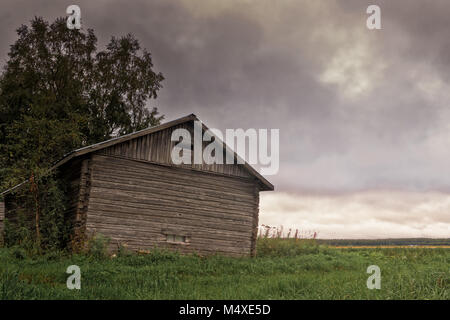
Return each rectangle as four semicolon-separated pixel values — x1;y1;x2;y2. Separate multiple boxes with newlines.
316;238;450;246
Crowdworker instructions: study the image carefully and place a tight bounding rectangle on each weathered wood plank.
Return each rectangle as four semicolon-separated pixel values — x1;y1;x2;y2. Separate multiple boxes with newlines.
87;207;254;234
86;221;252;247
92;154;256;192
86;154;257;256
89;187;255;215
92;171;255;202
87;226;251;254
90;180;255;210
88;198;254;223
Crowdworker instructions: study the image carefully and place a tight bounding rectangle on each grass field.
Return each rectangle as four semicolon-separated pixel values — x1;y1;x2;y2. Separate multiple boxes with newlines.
0;239;448;300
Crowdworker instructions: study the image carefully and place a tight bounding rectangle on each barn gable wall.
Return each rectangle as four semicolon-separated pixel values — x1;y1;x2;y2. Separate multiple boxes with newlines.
85;154;259;256
95;121;253;179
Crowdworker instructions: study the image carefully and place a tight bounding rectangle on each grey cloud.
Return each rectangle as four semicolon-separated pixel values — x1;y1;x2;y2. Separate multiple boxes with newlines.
1;0;449;237
260;191;450;238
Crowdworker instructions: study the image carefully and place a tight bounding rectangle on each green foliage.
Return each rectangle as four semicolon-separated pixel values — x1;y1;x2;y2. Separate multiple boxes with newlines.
0;16;164;191
0;16;164;252
3;209;36;251
11;246;27;260
257;238;326;256
0;270;36;299
0;240;448;299
87;233;111;259
37;175;71;250
116;243;133;258
3;174;70;252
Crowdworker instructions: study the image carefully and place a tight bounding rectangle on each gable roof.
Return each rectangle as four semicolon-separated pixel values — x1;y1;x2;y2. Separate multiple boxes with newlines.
1;114;274;195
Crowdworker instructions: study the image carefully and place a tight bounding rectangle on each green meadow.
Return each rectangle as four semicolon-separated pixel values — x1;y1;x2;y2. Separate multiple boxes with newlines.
0;239;448;300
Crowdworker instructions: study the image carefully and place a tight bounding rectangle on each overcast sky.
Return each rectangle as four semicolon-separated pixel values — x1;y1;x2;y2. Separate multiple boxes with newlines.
1;0;449;238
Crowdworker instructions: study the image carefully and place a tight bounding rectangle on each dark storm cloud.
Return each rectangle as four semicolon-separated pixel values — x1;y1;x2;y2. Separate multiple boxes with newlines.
1;0;450;194
1;0;449;237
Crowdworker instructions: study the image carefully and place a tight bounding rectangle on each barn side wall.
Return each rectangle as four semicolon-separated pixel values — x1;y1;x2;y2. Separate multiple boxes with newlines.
85;154;259;256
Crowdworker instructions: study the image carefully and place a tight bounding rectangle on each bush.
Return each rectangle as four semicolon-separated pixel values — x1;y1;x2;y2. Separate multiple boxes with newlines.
87;233;111;259
38;175;71;250
11;246;27;260
3;174;70;253
116;243;133;257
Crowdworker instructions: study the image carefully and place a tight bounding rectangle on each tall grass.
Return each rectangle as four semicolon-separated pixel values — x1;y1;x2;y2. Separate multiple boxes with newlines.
0;238;448;300
257;238;325;256
258;224;317;239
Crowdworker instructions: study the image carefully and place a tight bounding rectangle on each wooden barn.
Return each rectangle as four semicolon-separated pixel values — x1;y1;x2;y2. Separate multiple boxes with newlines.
1;114;273;256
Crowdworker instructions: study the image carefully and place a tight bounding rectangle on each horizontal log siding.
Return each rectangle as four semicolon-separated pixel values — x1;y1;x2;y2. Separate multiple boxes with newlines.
86;154;258;256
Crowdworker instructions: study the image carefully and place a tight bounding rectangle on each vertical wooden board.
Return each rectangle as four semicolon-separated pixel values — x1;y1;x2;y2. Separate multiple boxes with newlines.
150;131;157;162
135;137;145;160
158;131;164;162
143;135;149;161
93;120;257;179
136;137;141;160
160;130;167;163
167;131;174;165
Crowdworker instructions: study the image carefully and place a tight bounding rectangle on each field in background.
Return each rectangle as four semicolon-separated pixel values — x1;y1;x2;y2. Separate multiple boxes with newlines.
317;238;450;247
0;238;448;300
258;226;450;248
